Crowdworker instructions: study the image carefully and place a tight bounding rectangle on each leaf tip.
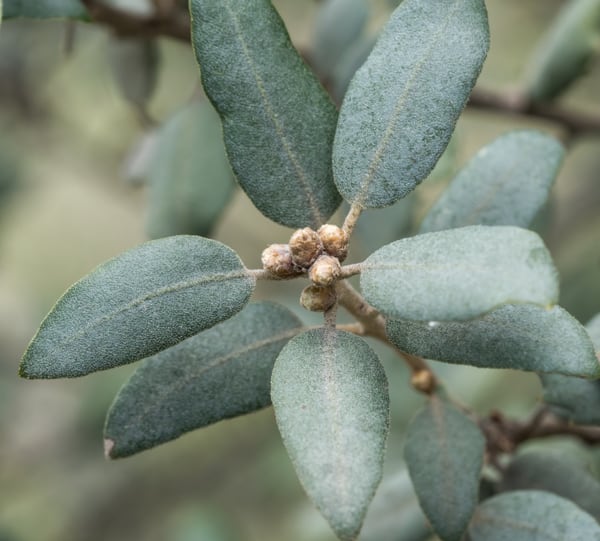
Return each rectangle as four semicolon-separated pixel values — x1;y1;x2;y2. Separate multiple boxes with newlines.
104;438;116;459
18;352;37;379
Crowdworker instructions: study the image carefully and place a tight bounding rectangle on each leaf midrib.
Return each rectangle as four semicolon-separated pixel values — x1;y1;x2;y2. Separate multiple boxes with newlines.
321;328;350;515
430;398;457;531
44;269;252;357
117;325;304;432
355;0;463;205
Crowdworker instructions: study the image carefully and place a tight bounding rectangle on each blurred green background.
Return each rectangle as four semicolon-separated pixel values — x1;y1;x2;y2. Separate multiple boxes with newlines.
0;1;599;540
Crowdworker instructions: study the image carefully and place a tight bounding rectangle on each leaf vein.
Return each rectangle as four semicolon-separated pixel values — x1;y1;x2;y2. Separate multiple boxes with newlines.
356;0;463;205
119;325;304;431
49;270;252;355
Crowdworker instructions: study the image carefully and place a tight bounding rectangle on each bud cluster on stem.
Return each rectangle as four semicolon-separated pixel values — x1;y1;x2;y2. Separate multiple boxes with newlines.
261;224;350;312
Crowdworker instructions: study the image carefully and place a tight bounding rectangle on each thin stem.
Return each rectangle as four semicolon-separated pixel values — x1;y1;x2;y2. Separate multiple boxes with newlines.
324;301;338;329
247;269;304;281
469;86;600;139
339;263;363;279
335;279;437;393
479;407;600;462
336;322;365;335
342;202;363;238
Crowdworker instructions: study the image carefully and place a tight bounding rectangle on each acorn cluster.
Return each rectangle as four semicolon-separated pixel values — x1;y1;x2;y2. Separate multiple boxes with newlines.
261;224;349;312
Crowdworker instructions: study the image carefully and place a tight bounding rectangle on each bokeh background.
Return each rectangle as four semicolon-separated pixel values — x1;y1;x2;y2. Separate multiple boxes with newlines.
0;1;599;539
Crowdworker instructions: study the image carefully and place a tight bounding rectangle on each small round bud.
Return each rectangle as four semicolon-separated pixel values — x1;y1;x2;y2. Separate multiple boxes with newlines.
261;244;298;277
300;285;336;312
318;224;349;262
309;255;341;286
289;227;322;268
411;370;436;394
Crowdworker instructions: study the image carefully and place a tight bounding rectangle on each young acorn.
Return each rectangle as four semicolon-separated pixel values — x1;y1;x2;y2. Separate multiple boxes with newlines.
318;224;349;262
289;227;322;268
309;255;341;287
300;285;336;312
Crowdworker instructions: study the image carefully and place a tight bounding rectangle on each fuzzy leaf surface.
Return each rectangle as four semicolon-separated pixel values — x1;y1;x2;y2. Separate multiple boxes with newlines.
468;490;600;540
271;329;389;541
499;453;600;521
190;0;340;228
104;302;303;458
387;304;599;377
405;396;484;541
332;0;489;208
361;225;559;321
146;100;235;239
540;313;600;423
541;373;600;425
420;131;564;233
20;236;255;378
3;0;87;18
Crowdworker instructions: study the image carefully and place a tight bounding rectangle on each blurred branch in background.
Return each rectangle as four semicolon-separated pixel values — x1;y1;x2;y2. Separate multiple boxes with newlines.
79;0;600;140
469;87;600;139
80;0;190;42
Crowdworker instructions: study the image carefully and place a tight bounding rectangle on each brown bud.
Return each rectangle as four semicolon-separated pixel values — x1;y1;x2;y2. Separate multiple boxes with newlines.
261;244;298;277
289;227;322;268
309;255;341;287
318;224;349;262
300;285;336;312
411;370;436;394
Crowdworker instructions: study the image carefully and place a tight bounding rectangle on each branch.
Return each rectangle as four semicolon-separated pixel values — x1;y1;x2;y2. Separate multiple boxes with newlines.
469;86;600;138
480;408;600;460
80;0;191;42
335;280;437;394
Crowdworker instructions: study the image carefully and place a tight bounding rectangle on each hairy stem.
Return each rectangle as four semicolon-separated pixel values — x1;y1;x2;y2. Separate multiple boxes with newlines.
339;263;363;279
335;279;437;393
342;202;363;238
247;269;305;280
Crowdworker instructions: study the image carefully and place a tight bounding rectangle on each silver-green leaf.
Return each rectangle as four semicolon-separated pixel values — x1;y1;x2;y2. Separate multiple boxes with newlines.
20;236;255;378
312;0;369;80
361;225;559;321
587;313;600;348
190;0;340;229
540;313;600;423
146;100;236;239
405;395;485;541
468;490;600;541
386;304;600;377
498;453;600;521
2;0;87;19
271;329;389;541
332;0;489;208
104;302;303;458
525;0;600;101
420;130;565;233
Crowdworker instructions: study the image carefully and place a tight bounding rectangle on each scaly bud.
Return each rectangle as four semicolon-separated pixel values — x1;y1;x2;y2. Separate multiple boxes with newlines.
318;224;349;262
289;227;322;268
300;285;336;312
309;255;341;287
261;244;298;277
